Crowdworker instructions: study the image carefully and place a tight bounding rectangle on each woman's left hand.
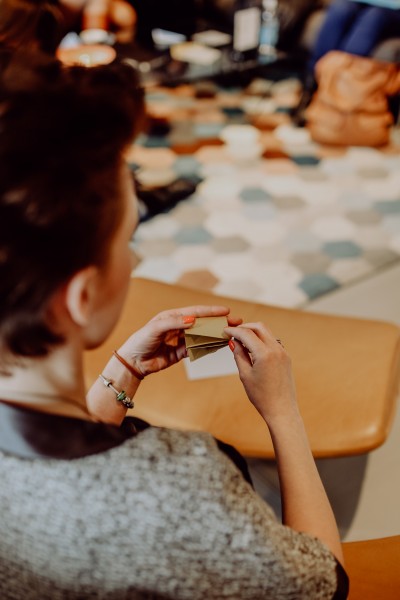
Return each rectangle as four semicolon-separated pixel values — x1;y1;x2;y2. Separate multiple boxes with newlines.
117;306;242;377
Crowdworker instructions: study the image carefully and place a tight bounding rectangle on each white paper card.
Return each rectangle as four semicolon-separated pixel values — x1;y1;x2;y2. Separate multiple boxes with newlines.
183;346;237;380
170;42;221;65
192;30;232;47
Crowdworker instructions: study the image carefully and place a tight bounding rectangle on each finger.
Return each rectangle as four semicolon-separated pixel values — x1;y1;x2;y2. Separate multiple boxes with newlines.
151;305;231;322
145;314;197;339
175;344;188;362
227;315;243;326
229;322;277;345
224;325;267;356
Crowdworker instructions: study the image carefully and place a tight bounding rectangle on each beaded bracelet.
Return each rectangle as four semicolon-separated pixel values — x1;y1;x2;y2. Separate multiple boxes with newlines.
113;350;144;380
99;374;134;409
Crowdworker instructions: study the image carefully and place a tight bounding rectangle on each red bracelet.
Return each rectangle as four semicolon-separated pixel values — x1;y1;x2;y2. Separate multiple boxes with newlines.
113;350;144;380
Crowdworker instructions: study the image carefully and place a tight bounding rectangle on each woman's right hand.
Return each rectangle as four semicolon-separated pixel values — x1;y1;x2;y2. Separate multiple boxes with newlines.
224;322;298;424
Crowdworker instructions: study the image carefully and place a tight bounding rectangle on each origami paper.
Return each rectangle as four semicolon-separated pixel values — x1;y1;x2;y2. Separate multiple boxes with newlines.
184;316;230;362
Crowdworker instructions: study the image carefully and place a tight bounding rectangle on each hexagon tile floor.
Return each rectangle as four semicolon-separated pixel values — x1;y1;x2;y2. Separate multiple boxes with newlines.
127;80;400;308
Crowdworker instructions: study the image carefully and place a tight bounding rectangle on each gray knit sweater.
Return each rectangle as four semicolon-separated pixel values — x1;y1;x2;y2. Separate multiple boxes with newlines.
0;414;345;599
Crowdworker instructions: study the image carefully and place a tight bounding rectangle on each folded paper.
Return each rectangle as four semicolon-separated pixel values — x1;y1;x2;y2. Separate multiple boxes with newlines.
185;316;229;361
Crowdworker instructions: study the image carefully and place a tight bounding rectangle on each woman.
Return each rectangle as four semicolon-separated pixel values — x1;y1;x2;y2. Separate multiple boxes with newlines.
0;54;348;598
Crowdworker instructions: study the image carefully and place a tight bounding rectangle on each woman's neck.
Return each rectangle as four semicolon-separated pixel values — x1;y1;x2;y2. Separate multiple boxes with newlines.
0;341;92;420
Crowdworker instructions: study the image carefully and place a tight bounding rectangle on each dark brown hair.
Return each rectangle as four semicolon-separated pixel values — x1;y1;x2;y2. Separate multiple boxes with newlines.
0;0;64;53
0;52;144;362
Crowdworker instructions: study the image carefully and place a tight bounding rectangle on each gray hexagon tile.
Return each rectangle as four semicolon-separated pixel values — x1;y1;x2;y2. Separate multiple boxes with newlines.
240;187;272;203
291;252;332;275
173;226;213;245
211;236;250;254
322;241;363;259
272;195;306;210
346;210;382;225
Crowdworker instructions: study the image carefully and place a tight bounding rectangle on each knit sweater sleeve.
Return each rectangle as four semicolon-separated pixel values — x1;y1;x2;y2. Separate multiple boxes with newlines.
0;426;347;599
107;428;347;599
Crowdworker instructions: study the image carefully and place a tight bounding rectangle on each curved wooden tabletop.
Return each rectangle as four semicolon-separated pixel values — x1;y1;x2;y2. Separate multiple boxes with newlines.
84;277;400;458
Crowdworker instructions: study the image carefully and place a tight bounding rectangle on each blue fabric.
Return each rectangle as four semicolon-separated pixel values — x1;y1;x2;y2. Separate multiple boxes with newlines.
309;0;400;71
350;0;400;8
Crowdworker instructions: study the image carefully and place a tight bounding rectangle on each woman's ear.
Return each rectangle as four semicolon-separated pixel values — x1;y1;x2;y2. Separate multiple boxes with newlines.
64;266;100;327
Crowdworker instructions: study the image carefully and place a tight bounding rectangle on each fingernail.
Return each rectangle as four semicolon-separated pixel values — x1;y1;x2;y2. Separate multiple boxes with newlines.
228;339;235;352
183;315;195;324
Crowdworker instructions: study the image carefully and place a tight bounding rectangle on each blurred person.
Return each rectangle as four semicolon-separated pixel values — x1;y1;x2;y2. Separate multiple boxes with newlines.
293;0;400;126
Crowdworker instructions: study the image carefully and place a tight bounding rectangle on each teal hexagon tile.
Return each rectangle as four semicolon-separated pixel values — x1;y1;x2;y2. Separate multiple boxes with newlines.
211;236;250;253
346;210;382;225
291;252;332;274
221;106;246;119
134;257;183;284
323;241;363;259
141;135;171;148
242;202;277;220
373;199;400;214
299;273;339;299
194;122;225;139
173;226;213;245
134;133;148;147
357;167;389;179
240;187;271;203
272;195;306;210
363;248;400;268
327;258;371;284
291;155;320;167
173;155;202;177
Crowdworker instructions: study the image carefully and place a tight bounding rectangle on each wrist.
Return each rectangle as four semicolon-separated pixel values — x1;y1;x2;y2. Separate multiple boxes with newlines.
113;349;144;382
261;404;304;431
